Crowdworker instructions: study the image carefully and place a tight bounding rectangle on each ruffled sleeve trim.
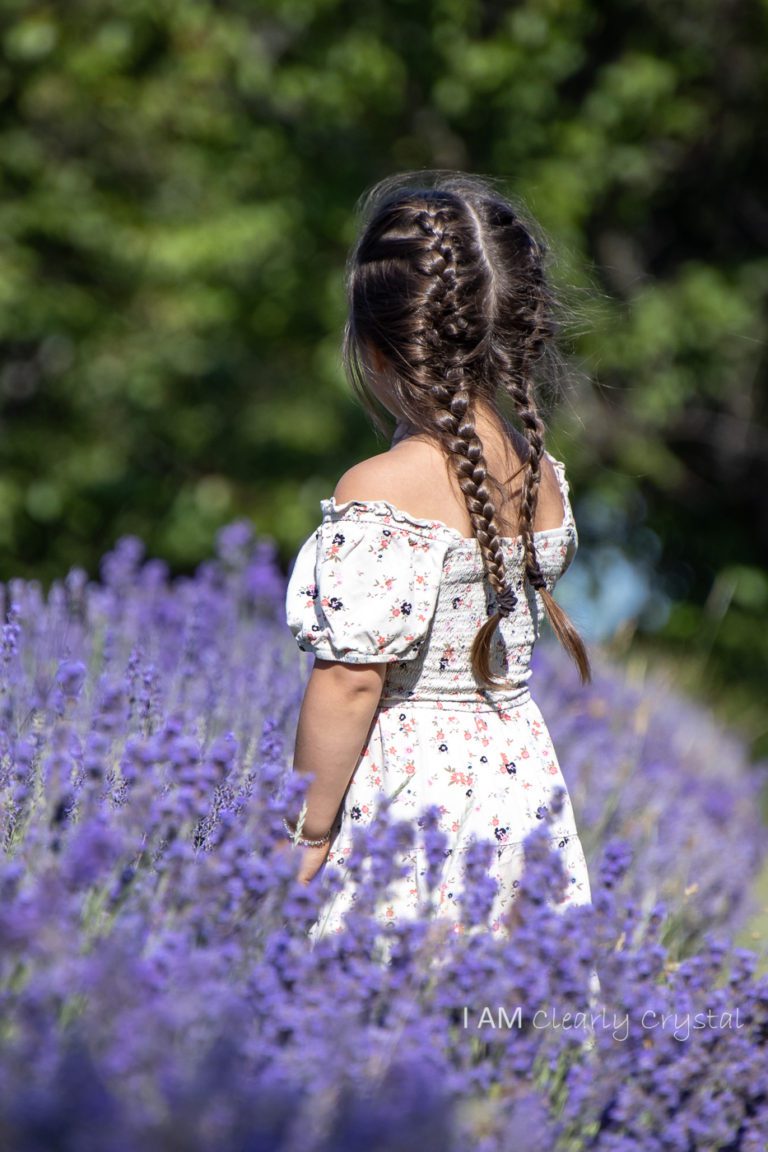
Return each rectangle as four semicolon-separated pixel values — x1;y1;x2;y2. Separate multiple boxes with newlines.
285;511;451;664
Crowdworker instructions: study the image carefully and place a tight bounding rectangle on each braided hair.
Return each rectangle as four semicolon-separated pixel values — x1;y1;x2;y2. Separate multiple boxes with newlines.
342;172;590;687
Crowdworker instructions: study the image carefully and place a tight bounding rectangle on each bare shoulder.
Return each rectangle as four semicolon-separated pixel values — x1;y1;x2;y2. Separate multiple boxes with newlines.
333;441;439;506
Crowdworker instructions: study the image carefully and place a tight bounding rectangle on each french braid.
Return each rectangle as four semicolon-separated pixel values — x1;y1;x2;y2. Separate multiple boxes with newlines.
412;204;513;622
488;208;590;682
343;173;591;687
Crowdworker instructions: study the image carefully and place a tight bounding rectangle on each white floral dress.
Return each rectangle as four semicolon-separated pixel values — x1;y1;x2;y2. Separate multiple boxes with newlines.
285;452;593;941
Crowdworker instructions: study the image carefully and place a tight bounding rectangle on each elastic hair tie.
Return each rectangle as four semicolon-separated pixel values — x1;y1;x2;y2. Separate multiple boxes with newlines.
496;586;518;616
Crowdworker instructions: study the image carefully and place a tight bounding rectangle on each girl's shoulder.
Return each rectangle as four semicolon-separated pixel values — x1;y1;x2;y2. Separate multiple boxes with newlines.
328;436;573;541
331;442;468;538
332;449;416;510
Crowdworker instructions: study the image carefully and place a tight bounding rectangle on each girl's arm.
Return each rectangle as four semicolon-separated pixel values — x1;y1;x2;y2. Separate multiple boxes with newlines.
286;659;385;882
285;459;403;877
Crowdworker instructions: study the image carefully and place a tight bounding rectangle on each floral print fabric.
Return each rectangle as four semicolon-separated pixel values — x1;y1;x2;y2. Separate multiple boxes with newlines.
285;452;593;939
284;507;450;664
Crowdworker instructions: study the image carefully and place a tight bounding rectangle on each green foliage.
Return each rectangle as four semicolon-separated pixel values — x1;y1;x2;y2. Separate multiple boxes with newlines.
0;0;766;749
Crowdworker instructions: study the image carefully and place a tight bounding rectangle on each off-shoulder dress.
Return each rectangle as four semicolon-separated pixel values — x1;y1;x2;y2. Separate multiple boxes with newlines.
284;451;593;941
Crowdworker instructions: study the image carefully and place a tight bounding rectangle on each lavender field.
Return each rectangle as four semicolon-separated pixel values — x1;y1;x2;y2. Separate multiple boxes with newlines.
1;521;767;1151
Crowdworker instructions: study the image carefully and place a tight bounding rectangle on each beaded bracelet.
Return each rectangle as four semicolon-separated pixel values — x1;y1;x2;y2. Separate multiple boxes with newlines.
282;815;333;848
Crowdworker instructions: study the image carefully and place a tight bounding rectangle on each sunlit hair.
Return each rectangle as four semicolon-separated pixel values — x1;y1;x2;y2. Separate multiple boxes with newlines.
342;171;591;688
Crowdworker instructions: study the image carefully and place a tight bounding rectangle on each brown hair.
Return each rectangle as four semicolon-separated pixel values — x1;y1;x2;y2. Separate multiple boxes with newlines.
342;172;591;687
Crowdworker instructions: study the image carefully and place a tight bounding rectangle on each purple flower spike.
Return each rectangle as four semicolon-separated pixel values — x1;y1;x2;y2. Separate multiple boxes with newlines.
55;660;88;701
0;530;764;1152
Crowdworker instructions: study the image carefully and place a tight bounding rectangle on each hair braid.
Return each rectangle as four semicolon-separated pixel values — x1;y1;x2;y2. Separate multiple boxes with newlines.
343;172;591;687
492;215;591;682
414;202;515;624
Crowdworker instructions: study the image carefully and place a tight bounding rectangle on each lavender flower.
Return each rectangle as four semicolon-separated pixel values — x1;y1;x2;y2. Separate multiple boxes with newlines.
0;524;764;1151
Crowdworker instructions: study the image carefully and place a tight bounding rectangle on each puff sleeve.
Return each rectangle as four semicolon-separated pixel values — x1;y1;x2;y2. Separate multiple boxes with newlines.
285;512;450;664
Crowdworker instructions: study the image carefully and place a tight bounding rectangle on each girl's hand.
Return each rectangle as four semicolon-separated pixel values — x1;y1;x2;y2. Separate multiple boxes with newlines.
273;835;332;885
295;841;332;885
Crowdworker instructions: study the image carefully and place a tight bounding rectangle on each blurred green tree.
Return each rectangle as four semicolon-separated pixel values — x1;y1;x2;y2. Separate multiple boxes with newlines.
0;0;766;749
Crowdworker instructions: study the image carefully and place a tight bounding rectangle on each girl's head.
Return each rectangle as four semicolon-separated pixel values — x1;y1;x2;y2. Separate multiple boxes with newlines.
342;171;590;687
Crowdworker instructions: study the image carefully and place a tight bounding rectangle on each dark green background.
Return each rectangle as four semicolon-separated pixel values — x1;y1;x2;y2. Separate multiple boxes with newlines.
1;0;766;752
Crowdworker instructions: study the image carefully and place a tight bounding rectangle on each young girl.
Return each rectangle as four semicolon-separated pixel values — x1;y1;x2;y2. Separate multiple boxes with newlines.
283;172;594;942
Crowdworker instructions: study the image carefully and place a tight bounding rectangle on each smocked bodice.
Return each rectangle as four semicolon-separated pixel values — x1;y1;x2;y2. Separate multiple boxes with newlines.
381;523;577;707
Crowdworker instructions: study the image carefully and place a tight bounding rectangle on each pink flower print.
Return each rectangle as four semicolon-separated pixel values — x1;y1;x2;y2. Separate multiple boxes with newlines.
404;761;416;776
448;770;473;787
520;746;530;759
303;583;318;607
